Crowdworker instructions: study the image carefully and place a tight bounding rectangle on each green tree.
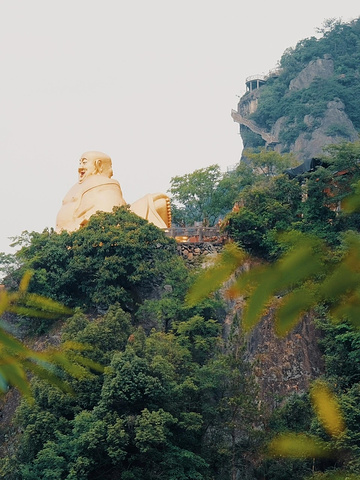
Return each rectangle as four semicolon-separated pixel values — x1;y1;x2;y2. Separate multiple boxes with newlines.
168;153;299;228
225;174;303;260
8;297;259;480
201;324;260;480
298;141;360;245
188;193;360;479
168;165;223;226
242;148;298;178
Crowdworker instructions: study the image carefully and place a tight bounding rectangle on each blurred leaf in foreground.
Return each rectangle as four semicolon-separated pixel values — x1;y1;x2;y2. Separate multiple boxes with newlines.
342;179;360;213
188;232;328;335
1;271;72;319
268;380;345;466
186;243;247;306
268;433;332;458
0;327;102;398
0;274;101;398
311;380;345;438
188;229;360;335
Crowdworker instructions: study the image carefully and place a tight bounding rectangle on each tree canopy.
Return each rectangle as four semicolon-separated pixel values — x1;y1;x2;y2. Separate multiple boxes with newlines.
224;141;360;260
5;207;187;316
168;165;223;226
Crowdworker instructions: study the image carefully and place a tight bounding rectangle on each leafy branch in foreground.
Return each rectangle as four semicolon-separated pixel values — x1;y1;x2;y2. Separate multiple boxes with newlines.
187;230;360;336
187;240;356;477
1;271;73;319
0;272;102;398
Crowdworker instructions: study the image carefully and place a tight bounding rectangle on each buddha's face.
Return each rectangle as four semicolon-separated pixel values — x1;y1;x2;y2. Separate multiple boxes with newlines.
78;151;113;183
78;153;98;183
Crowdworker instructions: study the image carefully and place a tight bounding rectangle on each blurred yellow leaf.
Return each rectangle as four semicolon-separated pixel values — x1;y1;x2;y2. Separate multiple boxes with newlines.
18;270;32;293
18;293;73;315
311;381;345;438
268;433;331;458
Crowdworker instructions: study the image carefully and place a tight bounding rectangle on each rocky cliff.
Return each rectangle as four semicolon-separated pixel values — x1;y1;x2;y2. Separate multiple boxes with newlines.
246;312;324;410
224;287;324;412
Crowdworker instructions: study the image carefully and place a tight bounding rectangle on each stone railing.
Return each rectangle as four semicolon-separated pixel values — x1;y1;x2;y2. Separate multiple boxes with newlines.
165;225;227;243
176;241;224;261
165;225;227;260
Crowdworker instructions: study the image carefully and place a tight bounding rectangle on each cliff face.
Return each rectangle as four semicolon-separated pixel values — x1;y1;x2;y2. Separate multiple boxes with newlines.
246;312;324;410
291;98;358;160
235;55;359;162
224;292;325;412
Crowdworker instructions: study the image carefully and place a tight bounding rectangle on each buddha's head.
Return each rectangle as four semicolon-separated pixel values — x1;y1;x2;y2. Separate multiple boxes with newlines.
78;151;113;183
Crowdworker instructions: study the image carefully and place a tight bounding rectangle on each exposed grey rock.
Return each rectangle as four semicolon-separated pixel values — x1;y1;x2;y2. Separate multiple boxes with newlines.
238;87;262;116
272;116;287;140
289;56;334;91
291;99;358;160
244;311;324;410
163;284;173;293
271;98;358;161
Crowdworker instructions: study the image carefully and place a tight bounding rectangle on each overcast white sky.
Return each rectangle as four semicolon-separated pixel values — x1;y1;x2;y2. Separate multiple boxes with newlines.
0;1;359;254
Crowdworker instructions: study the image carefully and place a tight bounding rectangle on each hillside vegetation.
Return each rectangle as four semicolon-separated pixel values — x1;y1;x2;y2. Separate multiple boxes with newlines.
242;17;360;153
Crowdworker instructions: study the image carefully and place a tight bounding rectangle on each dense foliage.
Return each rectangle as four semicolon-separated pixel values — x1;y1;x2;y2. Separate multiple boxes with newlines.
186;138;360;478
1;206;261;479
0;307;259;480
168;165;223;226
2;140;360;478
225;141;360;260
262;315;360;479
168;164;251;227
168;151;297;227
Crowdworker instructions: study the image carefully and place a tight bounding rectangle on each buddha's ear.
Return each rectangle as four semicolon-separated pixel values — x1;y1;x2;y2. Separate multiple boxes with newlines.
95;159;103;174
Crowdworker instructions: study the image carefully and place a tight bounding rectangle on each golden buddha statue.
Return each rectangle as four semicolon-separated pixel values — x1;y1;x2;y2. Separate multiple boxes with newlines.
56;151;171;232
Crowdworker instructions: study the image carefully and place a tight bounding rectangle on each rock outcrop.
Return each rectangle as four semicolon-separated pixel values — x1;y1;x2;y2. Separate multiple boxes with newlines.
223;289;324;412
245;311;324;411
285;98;358;160
229;54;359;411
289;56;334;91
